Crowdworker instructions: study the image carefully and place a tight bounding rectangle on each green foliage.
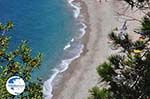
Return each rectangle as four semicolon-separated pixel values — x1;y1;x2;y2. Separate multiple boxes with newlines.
97;62;114;81
0;21;14;35
88;87;111;99
109;32;132;52
109;32;121;45
89;9;150;99
108;55;124;69
0;22;43;98
141;17;150;31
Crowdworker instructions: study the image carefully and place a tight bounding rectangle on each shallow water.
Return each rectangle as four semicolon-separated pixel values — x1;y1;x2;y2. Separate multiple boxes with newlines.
0;0;86;98
0;0;77;79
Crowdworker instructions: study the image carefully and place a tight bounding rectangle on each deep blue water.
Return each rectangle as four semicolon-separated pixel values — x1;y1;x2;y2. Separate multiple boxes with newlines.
0;0;77;80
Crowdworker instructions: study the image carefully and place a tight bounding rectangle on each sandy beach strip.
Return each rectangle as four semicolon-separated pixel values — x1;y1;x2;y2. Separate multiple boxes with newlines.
51;0;140;99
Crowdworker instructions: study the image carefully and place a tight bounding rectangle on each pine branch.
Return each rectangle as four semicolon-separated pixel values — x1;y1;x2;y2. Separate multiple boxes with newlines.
116;12;143;22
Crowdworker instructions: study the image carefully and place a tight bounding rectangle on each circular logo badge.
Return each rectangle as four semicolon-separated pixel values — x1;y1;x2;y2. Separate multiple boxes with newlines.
6;76;25;95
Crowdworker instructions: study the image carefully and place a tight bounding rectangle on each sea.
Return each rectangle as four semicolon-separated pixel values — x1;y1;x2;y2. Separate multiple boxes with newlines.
0;0;86;98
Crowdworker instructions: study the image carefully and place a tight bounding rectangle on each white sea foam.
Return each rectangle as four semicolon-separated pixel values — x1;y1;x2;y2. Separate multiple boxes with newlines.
63;38;75;50
43;0;86;99
71;38;74;42
79;22;87;38
68;0;81;18
60;44;84;73
43;45;84;99
63;43;71;50
43;69;59;99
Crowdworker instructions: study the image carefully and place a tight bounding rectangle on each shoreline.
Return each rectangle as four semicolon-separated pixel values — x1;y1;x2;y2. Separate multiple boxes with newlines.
52;0;91;98
43;0;90;98
52;0;120;98
51;0;142;98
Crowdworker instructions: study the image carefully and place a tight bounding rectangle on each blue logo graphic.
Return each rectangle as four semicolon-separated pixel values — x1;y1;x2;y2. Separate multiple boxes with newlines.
6;76;25;95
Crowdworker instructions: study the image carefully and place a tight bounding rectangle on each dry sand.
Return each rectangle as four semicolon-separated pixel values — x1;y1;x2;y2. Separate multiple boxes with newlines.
52;0;143;99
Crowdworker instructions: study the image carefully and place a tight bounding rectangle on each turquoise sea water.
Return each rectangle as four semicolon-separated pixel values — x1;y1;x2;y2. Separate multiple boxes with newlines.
0;0;84;98
0;0;75;78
